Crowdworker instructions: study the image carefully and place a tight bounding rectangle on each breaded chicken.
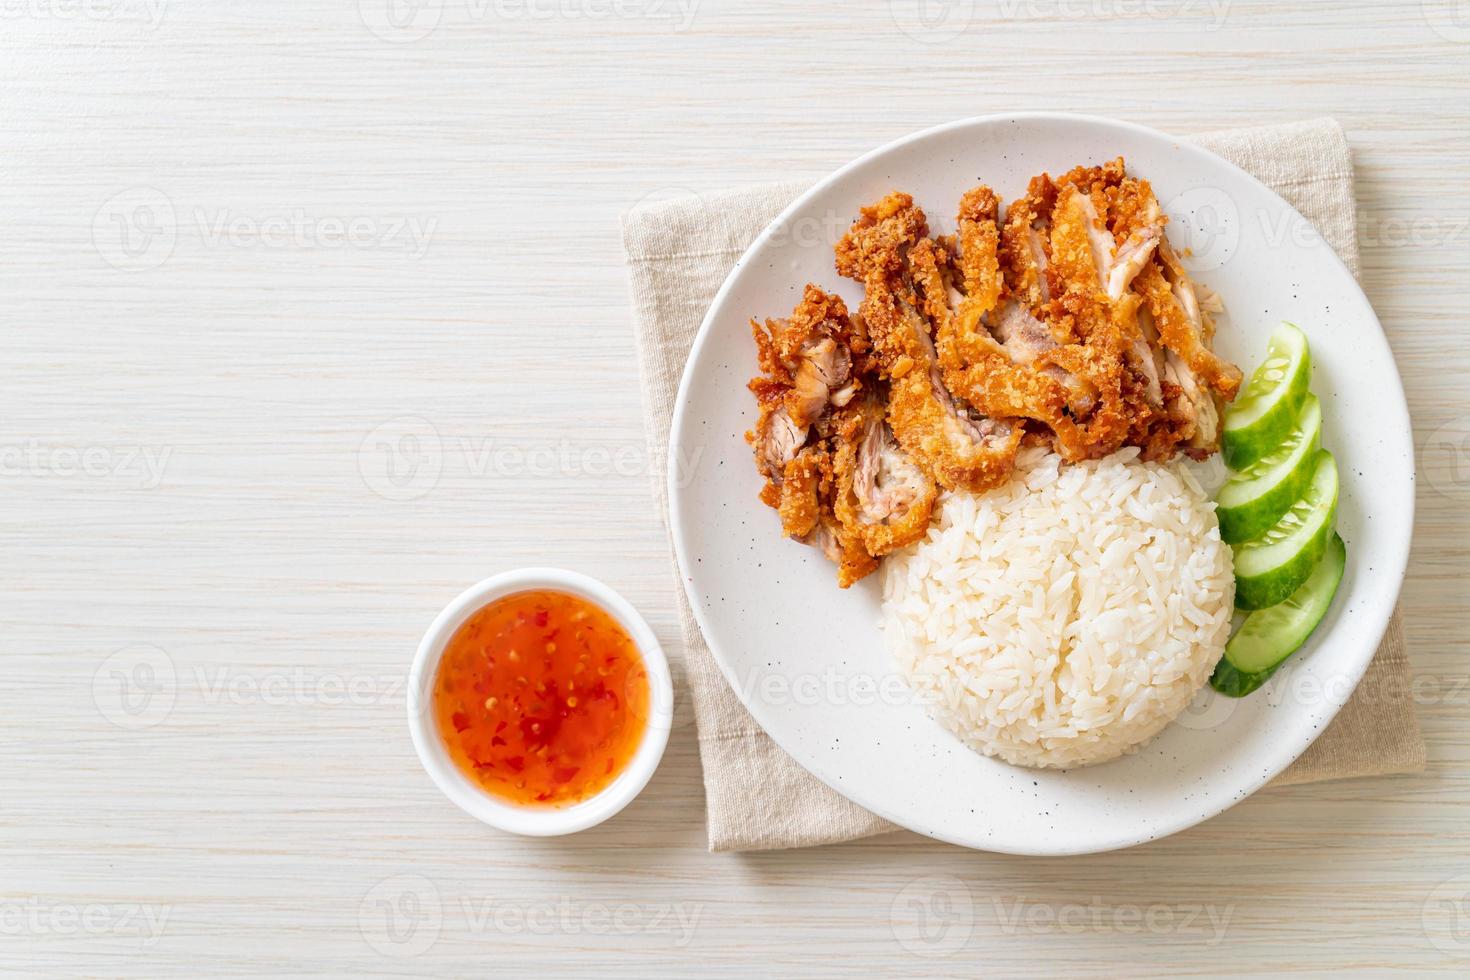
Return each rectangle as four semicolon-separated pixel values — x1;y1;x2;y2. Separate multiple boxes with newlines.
1133;240;1244;457
745;285;932;587
832;391;938;558
745;157;1242;588
935;186;1088;445
1035;182;1138;458
835;193;1022;493
751;285;864;428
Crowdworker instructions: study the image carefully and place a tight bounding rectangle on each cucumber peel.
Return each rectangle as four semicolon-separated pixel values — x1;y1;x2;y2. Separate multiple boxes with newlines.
1217;394;1323;544
1211;533;1347;697
1233;450;1339;610
1222;322;1312;470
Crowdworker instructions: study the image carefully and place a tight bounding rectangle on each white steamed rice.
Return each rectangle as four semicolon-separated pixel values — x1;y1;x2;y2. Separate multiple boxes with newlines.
881;447;1235;769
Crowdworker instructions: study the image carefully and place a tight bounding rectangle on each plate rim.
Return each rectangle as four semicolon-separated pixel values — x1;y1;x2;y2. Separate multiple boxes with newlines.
666;111;1413;854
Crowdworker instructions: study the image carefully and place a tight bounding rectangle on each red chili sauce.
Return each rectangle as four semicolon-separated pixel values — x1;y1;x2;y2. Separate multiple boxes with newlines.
433;589;649;806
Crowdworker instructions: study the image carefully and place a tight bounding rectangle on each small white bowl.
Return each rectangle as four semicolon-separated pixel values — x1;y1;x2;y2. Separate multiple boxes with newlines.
407;568;673;836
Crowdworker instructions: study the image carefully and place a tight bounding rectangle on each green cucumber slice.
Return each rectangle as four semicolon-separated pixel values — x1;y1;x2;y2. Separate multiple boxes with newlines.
1208;657;1263;699
1233;450;1339;610
1217;395;1323;543
1211;533;1347;697
1222;322;1312;470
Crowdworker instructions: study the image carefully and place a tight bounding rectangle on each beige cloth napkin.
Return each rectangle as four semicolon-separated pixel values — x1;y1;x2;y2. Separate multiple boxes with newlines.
622;118;1426;852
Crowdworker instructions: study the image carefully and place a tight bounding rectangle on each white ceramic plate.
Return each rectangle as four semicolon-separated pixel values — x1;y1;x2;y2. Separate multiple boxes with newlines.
667;113;1412;855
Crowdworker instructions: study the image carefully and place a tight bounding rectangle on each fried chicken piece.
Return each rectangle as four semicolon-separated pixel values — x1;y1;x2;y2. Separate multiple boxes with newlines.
1134;240;1244;457
832;391;937;558
780;436;883;587
999;175;1058;313
1139;241;1243;398
1036;183;1141;459
996;178;1099;417
747;285;929;587
1106;176;1167;299
805;509;878;588
935;186;1092;440
746;158;1245;590
1086;175;1172;433
1052;157;1127;202
1126;302;1195;461
749;379;802;491
775;431;878;588
751;285;863;428
1043;157;1246;459
925;168;1144;461
748;376;822;537
1044;163;1241;461
747;286;870;539
776;442;824;540
835;192;1022;492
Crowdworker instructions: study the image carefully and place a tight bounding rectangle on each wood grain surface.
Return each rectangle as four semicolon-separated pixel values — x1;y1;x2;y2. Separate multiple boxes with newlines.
2;1;1468;975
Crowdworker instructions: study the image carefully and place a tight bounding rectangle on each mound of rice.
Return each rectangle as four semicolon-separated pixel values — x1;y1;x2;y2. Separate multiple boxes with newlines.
881;447;1234;769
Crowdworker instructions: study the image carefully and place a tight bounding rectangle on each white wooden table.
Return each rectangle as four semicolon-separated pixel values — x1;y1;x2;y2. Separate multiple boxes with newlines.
4;2;1469;974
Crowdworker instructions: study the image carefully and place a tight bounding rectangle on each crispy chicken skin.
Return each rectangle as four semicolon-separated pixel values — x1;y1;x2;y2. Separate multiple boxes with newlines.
1046;161;1236;460
775;443;824;540
936;170;1173;462
807;508;879;589
999;175;1058;314
937;186;1091;449
745;285;932;587
997;177;1100;417
835;192;1022;493
832;391;938;558
751;285;863;427
747;285;866;539
1034;182;1140;458
748;378;804;514
1133;241;1245;457
782;440;877;588
747;157;1241;586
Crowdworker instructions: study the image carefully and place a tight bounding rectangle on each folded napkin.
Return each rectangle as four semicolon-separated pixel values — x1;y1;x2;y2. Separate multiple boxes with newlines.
622;118;1426;852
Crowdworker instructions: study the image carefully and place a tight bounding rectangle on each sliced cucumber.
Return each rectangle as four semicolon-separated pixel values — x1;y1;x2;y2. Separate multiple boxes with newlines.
1211;533;1347;697
1217;395;1322;543
1208;656;1262;699
1222;322;1312;470
1233;450;1339;610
